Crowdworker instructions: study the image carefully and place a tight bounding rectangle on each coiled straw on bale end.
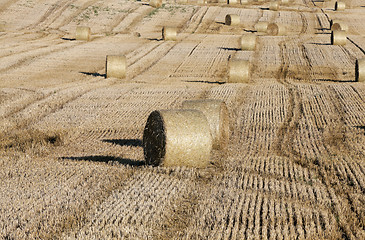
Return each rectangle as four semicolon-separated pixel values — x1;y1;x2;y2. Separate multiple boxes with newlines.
255;22;269;32
331;30;346;45
240;34;257;51
143;110;212;168
335;1;345;11
106;55;126;79
355;58;365;82
267;23;286;36
162;27;177;41
150;0;162;8
225;14;240;26
181;100;229;150
331;22;348;32
269;2;280;11
228;60;250;83
76;26;91;41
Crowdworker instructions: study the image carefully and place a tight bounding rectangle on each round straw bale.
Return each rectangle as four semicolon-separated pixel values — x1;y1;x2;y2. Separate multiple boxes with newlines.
240;0;249;4
331;30;346;45
269;2;280;11
75;26;91;41
281;0;290;4
225;14;240;26
228;60;250;83
240;34;257;51
162;27;177;41
331;22;348;32
181;100;229;150
150;0;162;8
106;55;126;79
143;110;212;168
254;21;269;32
355;58;365;82
335;1;345;11
267;23;286;36
228;0;238;4
218;0;226;3
197;0;207;3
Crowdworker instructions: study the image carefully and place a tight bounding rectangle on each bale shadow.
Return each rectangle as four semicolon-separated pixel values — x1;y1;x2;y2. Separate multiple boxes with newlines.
216;21;225;25
315;32;331;35
184;80;225;84
147;38;163;41
309;42;331;45
102;139;142;147
218;47;241;51
80;72;106;78
260;7;270;10
354;126;365;133
62;155;145;166
61;37;76;41
314;78;354;83
244;29;256;33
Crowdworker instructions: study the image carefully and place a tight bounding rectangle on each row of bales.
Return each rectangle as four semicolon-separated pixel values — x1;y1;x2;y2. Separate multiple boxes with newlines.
73;0;363;168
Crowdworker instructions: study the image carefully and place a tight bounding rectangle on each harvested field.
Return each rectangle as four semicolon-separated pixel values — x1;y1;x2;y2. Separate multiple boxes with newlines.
0;0;364;239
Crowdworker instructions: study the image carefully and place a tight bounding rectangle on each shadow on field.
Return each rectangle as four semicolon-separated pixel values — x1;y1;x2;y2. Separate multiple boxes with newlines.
314;78;354;83
354;126;365;132
61;37;76;41
218;47;241;51
102;139;142;147
260;7;270;10
184;80;225;84
80;71;106;78
309;42;331;45
216;21;225;25
147;38;163;41
243;29;256;33
62;155;145;166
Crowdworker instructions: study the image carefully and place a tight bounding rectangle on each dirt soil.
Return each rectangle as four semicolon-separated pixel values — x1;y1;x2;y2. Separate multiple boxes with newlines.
0;0;365;239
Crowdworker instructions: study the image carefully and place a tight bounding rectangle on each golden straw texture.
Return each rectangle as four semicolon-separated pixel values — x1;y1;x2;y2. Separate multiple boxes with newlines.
225;14;240;26
331;30;347;45
143;110;212;168
106;55;126;79
228;60;250;83
356;58;365;82
162;27;177;41
267;23;286;36
182;99;229;150
75;26;91;41
240;34;257;51
255;22;269;32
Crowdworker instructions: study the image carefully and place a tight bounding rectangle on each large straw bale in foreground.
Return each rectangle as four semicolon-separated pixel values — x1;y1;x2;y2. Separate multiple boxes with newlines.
182;100;229;150
331;30;346;45
106;55;126;79
228;60;250;83
225;14;240;26
356;58;365;82
240;34;257;50
162;27;177;41
76;26;91;41
143;110;212;168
